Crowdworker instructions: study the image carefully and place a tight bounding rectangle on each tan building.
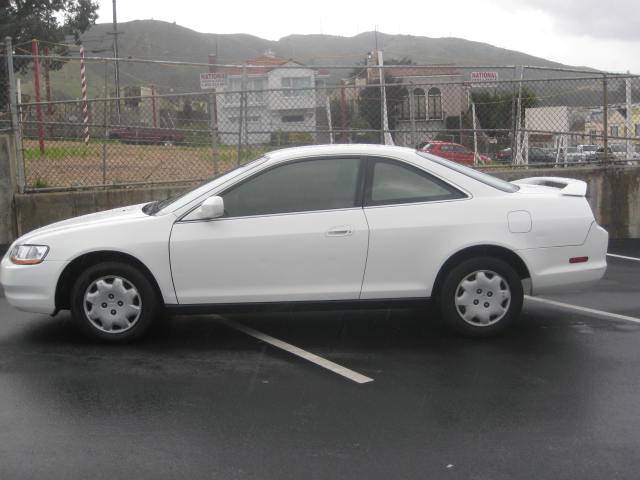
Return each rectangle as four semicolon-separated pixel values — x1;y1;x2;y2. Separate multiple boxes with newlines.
359;55;468;147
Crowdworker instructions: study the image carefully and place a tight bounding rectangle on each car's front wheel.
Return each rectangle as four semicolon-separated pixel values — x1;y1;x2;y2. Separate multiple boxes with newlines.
438;256;524;337
70;261;160;342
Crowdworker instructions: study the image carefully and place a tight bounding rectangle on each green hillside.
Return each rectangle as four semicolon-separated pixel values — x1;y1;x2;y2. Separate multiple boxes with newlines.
19;19;595;101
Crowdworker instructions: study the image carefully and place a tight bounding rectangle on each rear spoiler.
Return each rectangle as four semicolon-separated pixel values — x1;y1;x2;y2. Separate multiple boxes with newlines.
512;177;587;197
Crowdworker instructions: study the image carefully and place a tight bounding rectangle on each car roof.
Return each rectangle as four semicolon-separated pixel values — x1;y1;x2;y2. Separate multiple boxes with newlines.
264;144;418;162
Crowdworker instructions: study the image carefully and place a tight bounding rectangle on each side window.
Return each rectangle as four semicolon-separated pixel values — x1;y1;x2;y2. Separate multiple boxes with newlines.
367;159;466;206
221;157;361;217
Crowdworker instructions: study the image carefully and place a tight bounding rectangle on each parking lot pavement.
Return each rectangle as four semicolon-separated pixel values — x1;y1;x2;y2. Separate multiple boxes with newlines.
1;247;640;479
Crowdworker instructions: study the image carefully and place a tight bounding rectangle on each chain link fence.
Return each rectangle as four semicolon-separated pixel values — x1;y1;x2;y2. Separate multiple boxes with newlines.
2;43;640;191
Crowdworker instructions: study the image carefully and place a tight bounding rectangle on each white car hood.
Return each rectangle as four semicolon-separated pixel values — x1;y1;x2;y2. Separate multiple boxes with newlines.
19;203;149;243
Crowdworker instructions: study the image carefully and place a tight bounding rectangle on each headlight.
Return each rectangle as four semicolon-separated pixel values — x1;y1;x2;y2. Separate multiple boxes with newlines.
10;245;49;265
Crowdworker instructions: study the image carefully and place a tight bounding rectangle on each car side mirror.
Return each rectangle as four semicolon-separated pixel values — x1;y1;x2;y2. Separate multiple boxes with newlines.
195;196;225;220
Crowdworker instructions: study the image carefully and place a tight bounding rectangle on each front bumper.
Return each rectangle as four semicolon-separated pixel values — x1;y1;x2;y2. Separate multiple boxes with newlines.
0;255;67;314
518;222;608;295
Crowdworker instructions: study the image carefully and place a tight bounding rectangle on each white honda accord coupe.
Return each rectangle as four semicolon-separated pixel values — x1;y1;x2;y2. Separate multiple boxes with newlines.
1;145;608;342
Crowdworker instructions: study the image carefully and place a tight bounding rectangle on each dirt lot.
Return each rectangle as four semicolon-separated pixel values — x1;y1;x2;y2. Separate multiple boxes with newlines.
22;139;267;188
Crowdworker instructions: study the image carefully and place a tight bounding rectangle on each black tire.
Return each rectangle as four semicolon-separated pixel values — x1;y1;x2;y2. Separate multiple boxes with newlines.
438;256;523;337
70;261;161;343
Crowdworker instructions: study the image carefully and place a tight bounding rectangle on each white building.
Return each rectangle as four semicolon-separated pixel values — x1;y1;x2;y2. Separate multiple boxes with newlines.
525;106;602;146
216;53;329;145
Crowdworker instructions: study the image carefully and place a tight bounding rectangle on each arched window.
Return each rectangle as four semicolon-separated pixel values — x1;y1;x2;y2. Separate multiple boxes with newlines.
427;87;442;120
413;88;426;120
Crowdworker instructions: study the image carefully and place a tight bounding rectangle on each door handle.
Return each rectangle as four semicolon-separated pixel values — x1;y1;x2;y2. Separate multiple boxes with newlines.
326;225;354;237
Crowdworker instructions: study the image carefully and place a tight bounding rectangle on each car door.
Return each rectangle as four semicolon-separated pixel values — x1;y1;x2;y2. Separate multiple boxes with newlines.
458;146;475;165
169;156;369;304
360;156;469;299
438;145;453;161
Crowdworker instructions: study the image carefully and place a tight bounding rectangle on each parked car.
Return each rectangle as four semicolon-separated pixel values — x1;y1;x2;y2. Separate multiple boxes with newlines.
495;147;513;163
0;145;608;342
419;141;490;166
596;144;640;163
559;146;585;163
494;147;553;164
577;144;598;161
109;126;186;145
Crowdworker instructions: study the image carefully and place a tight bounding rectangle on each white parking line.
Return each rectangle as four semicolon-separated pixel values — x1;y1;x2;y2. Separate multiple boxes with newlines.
525;295;640;325
607;253;640;263
218;317;374;384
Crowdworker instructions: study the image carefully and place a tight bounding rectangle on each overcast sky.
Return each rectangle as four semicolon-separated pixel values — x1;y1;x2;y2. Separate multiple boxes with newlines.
97;0;638;73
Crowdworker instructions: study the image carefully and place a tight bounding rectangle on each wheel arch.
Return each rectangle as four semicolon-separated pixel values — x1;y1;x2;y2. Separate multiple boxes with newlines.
431;244;531;299
55;250;164;312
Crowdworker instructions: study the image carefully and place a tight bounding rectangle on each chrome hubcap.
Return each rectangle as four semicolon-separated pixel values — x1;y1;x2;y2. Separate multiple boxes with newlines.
83;276;142;333
454;270;511;327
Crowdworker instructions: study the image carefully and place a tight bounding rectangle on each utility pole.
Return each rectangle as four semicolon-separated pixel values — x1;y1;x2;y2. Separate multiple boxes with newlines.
108;0;121;121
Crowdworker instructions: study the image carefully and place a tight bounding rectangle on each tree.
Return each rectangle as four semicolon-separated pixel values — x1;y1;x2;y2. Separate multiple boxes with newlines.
354;57;414;142
1;0;99;107
471;87;537;131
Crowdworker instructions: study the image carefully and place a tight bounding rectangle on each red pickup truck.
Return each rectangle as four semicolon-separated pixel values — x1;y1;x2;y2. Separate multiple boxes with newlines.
108;126;185;145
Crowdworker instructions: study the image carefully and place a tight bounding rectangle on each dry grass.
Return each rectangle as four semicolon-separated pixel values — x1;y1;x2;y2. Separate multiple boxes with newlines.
23;140;268;188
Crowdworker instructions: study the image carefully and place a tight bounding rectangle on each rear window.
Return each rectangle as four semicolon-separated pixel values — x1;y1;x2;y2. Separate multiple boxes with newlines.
417;151;520;193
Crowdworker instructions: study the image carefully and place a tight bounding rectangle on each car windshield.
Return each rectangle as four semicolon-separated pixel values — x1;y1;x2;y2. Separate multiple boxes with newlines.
144;156;269;215
582;145;597;152
417;151;519;193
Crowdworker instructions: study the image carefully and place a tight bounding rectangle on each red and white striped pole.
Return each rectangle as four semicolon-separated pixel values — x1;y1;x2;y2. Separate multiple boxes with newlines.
79;45;90;144
31;39;45;154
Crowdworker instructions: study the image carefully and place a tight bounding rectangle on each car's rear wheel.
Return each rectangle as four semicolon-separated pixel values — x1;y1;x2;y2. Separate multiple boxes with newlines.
70;261;160;342
438;256;523;337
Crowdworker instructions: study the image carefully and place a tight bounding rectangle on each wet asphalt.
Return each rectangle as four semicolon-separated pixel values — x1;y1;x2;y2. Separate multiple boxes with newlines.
1;242;640;479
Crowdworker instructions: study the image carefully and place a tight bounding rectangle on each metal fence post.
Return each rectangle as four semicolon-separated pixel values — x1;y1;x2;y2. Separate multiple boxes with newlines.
102;60;109;185
514;66;524;165
5;37;25;193
242;66;249;150
625;73;633;161
340;80;347;143
510;65;518;165
207;54;219;176
209;90;219;175
408;85;416;147
603;73;609;165
236;63;246;166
